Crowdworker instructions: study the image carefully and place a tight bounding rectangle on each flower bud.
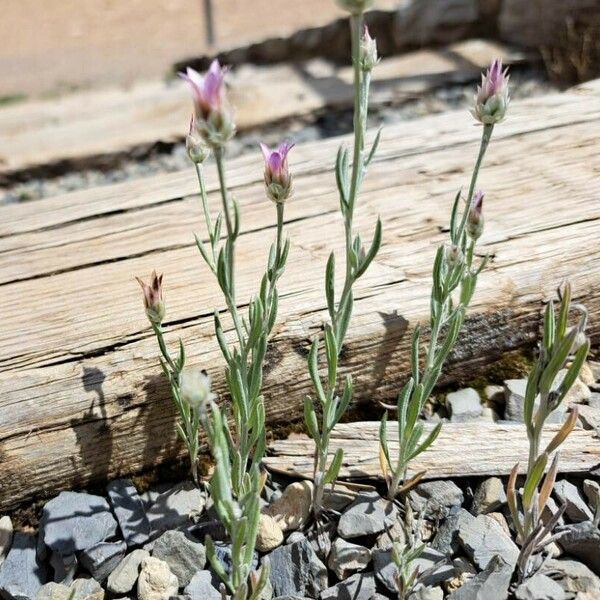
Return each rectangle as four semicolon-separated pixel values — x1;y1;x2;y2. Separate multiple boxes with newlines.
467;191;485;240
445;244;463;269
336;0;374;14
179;60;236;148
260;141;294;203
186;116;210;164
136;271;165;325
179;368;215;411
471;59;510;125
359;26;379;72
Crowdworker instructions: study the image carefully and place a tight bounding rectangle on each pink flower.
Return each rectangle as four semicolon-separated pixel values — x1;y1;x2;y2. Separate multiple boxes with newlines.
360;26;379;71
472;59;510;125
260;142;294;203
467;191;485;240
180;61;235;147
179;60;226;120
136;271;165;325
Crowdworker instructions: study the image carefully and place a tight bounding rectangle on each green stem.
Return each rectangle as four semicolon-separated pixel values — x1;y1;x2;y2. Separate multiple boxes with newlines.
458;124;494;239
195;163;217;264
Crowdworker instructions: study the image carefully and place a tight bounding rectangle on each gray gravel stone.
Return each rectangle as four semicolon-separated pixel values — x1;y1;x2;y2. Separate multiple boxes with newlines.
40;491;118;556
327;538;370;580
447;388;482;422
556;521;600;573
70;578;104;600
373;547;454;593
457;513;519;569
152;530;206;588
471;478;507;515
146;482;205;537
36;583;70;600
447;554;513;600
106;548;149;594
184;570;221;600
515;573;566;600
431;509;472;556
553;480;593;522
409;587;444;600
583;479;600;509
49;552;76;584
409;480;464;520
337;491;398;539
504;379;565;423
319;571;376;600
0;516;13;568
0;532;48;600
78;540;126;581
107;478;151;548
542;558;600;596
268;537;327;598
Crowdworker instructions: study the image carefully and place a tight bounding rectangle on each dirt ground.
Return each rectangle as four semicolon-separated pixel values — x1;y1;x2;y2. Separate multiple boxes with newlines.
0;0;397;98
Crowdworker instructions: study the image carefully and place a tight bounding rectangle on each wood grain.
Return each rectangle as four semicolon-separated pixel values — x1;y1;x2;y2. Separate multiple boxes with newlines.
0;82;599;510
265;422;600;480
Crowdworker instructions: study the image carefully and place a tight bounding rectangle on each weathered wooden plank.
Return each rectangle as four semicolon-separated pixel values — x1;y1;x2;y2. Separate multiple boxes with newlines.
0;40;522;181
264;422;600;480
0;85;599;510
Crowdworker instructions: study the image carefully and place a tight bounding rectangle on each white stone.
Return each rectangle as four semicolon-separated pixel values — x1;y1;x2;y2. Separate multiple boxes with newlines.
255;513;284;552
137;556;178;600
264;481;312;532
0;516;13;567
446;388;482;422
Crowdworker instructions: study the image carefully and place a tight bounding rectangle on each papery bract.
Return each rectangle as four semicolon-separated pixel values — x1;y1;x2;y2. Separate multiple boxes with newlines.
467;191;485;240
136;271;165;325
471;59;510;125
179;368;216;411
260;141;294;203
360;26;379;71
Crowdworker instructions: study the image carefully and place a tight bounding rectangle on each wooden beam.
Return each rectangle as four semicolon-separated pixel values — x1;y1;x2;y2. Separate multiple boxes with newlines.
0;83;599;510
264;422;600;480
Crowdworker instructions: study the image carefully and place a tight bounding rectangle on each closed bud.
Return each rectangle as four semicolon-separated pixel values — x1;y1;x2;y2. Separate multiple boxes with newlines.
471;59;510;125
179;368;215;411
136;271;165;325
186;116;210;164
336;0;374;14
260;141;294;203
446;244;463;269
467;191;485;240
359;26;379;72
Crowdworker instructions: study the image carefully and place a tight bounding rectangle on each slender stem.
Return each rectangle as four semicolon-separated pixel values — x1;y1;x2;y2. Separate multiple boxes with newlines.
458;124;494;238
214;147;234;239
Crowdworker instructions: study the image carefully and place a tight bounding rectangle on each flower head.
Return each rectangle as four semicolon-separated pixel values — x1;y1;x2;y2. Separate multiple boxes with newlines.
471;59;510;125
445;244;463;269
260;141;294;203
186;115;210;164
136;271;165;325
360;26;379;72
467;191;485;240
179;368;216;411
180;60;235;147
336;0;374;14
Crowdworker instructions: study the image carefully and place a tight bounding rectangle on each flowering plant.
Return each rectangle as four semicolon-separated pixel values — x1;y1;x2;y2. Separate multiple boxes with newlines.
303;15;383;518
507;284;589;580
379;60;508;500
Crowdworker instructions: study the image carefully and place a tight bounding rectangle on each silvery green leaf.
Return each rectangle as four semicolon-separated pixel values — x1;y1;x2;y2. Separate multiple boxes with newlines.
409;421;442;462
556;283;571;339
323;448;344;485
308;337;326;404
206;535;232;592
335;290;354;348
539;328;578;395
266;288;279;333
379;414;391;469
397;378;415;446
523;453;548;510
232;197;241;239
213;212;223;244
543;300;556;353
335;146;350;209
304;397;321;445
365;127;382;167
411;326;421;386
335;375;353;422
554;339;590;406
195;233;215;271
325;325;338;390
326;252;336;320
355;216;382;278
449;189;462;244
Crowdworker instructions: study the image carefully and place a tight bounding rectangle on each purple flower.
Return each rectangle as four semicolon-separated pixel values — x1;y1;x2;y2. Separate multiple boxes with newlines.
260;142;294;203
472;59;510;125
136;271;166;325
180;61;235;147
180;60;226;120
467;191;485;240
